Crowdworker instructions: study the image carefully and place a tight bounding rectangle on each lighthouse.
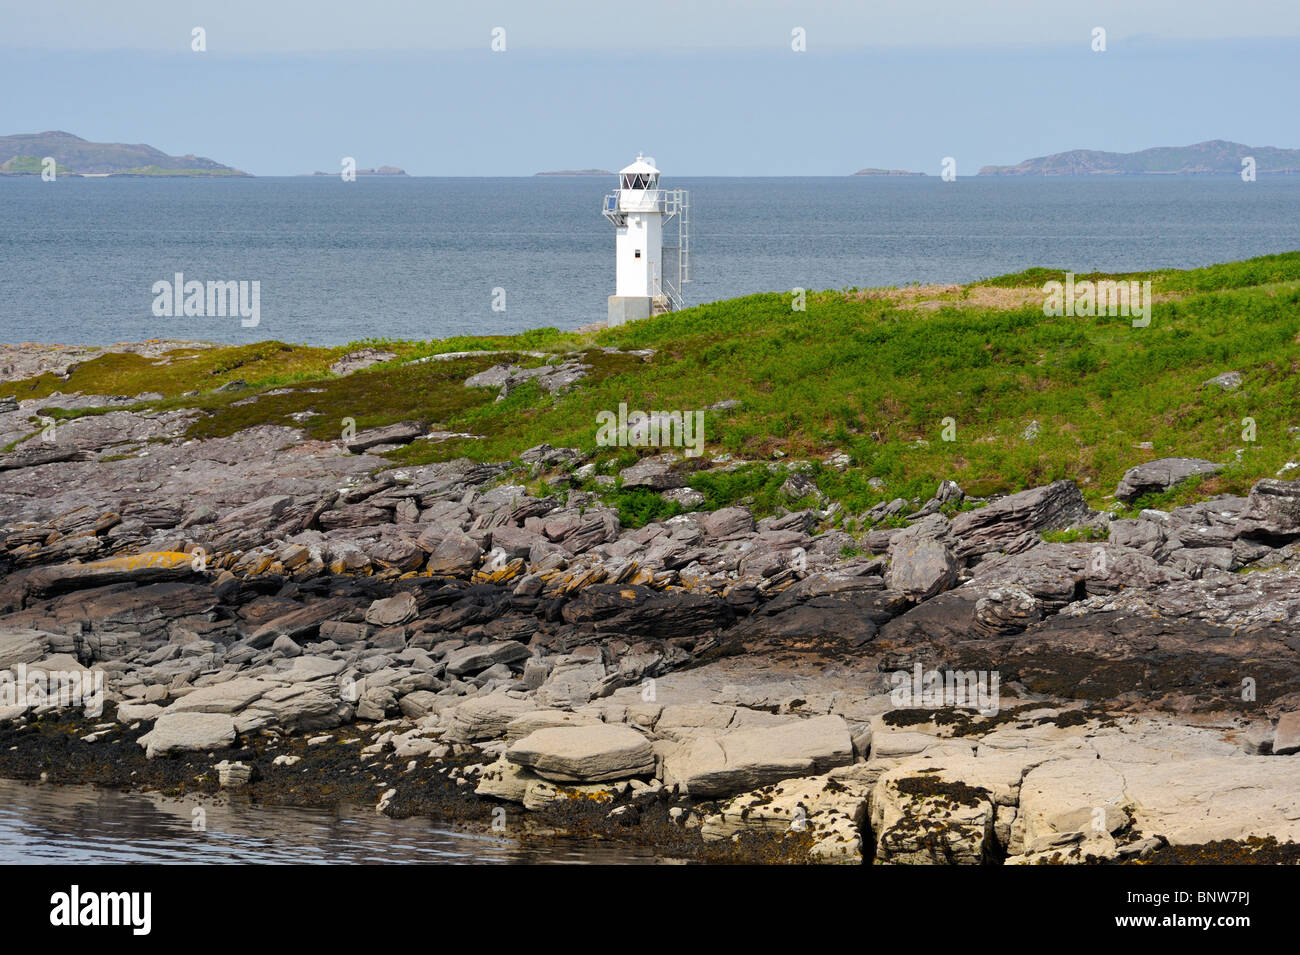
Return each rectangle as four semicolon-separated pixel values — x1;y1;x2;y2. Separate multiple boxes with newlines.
602;154;690;326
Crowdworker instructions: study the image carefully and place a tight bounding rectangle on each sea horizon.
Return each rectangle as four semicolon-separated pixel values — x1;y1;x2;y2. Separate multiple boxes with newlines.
5;174;1300;348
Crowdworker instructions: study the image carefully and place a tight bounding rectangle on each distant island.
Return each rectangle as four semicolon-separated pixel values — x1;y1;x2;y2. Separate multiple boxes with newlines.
535;169;613;177
0;131;248;177
308;166;407;177
852;168;926;176
979;139;1300;176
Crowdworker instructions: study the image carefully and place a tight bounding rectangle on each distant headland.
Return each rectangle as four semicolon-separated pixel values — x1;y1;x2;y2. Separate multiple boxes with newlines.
306;166;407;177
852;168;927;176
0;131;248;177
979;140;1300;176
534;169;613;177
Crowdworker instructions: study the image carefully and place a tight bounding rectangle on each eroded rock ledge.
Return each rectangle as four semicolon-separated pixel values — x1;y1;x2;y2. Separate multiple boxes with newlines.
3;381;1300;863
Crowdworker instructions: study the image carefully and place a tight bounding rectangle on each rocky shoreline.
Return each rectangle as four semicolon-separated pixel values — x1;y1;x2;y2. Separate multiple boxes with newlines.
4;342;1300;864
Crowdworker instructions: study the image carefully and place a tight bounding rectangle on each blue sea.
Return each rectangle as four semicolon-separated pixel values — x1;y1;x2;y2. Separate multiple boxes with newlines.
3;175;1300;346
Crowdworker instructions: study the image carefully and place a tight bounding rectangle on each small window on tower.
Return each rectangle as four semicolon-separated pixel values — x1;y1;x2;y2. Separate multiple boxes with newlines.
634;250;641;259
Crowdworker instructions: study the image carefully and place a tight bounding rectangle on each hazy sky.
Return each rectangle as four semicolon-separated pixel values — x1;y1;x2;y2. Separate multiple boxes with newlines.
2;1;1298;174
8;0;1300;52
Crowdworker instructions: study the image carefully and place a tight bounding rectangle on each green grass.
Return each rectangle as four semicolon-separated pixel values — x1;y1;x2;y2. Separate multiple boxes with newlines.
0;155;72;175
6;251;1300;518
1041;527;1109;543
114;166;249;177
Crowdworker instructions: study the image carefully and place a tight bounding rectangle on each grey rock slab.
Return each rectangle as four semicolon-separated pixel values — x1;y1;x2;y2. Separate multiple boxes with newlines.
364;592;419;627
425;532;483;576
445;693;537;742
660;714;854;798
507;724;656;783
168;677;271;714
1114;458;1222;504
619;457;686;491
248;597;354;648
0;629;53;669
887;539;959;601
444;641;531;676
1202;371;1243;392
1274;712;1300;756
25;554;198;597
138;711;237;758
703;506;755;540
950;481;1091;559
345;421;422;453
330;348;397;377
1237;479;1300;540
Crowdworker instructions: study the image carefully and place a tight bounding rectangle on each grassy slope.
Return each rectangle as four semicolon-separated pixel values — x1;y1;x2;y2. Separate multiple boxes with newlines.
8;252;1300;522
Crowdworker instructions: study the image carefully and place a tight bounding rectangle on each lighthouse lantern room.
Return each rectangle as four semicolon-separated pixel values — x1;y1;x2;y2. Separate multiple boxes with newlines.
602;154;690;326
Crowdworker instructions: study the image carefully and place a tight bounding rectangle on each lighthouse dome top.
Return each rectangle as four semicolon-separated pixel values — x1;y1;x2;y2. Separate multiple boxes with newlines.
619;153;659;176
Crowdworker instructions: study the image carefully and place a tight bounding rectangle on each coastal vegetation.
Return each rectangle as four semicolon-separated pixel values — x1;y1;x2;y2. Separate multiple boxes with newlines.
12;251;1300;519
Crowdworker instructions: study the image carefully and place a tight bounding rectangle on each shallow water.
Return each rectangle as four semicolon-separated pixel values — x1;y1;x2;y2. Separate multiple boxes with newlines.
0;777;665;864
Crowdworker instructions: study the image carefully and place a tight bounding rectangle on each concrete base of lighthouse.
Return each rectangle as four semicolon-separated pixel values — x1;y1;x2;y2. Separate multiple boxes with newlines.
607;296;653;327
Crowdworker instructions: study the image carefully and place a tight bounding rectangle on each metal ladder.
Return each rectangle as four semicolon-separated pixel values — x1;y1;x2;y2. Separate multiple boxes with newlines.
678;189;691;286
658;188;690;311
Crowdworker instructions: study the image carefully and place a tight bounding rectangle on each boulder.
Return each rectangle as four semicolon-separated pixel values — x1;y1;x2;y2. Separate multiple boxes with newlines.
660;714;854;797
330;348;396;377
425;532;483;576
345;421;422;453
619;457;686;491
444;641;531;676
703;506;755;540
248;597;354;648
534;658;608;707
949;481;1090;559
887;539;959;601
503;709;601;742
1114;458;1222;503
137;711;237;758
507;724;656;782
1202;371;1243;392
364;592;419;627
1274;712;1300;756
0;629;52;669
489;525;542;560
115;702;165;723
560;584;734;642
444;693;536;742
218;494;294;530
1237;479;1300;541
248;685;347;733
168;677;270;714
733;575;905;646
398;690;441;719
541;508;619;553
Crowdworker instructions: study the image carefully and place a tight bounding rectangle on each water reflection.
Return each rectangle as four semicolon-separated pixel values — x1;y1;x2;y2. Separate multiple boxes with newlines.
0;778;664;864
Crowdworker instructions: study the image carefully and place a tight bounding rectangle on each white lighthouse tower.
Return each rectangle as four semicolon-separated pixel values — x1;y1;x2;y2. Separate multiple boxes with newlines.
602;154;690;326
